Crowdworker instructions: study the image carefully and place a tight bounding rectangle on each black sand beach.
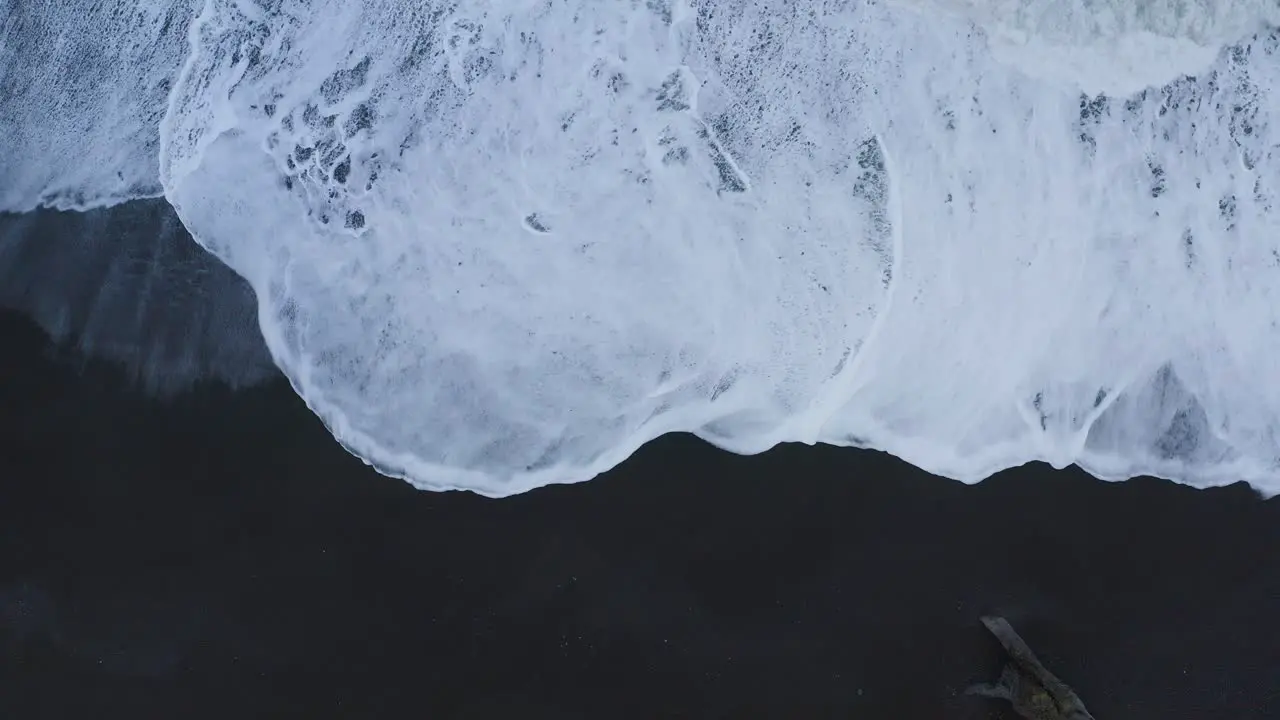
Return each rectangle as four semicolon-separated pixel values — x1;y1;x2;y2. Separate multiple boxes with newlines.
3;306;1280;719
3;204;1280;718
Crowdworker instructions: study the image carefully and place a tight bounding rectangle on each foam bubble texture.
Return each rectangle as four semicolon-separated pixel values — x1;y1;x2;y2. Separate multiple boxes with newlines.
1;1;196;211
10;0;1280;495
892;0;1280;94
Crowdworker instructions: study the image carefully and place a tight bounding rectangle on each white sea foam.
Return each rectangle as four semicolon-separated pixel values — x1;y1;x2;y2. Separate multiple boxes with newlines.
6;0;1280;495
891;0;1280;94
0;1;196;211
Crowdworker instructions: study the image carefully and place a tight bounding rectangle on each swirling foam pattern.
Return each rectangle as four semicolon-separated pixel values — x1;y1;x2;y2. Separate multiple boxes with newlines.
5;0;1280;495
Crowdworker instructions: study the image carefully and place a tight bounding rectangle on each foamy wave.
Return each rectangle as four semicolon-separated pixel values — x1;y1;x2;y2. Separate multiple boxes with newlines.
6;0;1280;495
892;0;1280;94
1;1;196;211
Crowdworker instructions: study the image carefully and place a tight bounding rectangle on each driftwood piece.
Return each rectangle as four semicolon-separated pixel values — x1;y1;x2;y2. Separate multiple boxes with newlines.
967;616;1095;720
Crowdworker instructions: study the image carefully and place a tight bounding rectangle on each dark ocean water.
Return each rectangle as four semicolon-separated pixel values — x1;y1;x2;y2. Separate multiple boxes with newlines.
2;203;1280;718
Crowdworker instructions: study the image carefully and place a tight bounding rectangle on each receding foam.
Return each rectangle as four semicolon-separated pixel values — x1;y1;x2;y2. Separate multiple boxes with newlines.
0;1;196;211
8;0;1280;495
891;0;1280;95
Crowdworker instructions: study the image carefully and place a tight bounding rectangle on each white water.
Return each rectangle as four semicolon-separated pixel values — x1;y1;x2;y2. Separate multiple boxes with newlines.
5;0;1280;496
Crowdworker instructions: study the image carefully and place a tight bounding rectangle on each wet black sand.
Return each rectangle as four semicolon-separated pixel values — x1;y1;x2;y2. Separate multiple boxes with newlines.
3;306;1280;719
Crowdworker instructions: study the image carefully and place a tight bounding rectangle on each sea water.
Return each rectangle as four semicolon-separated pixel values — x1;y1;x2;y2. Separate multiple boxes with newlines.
4;0;1280;496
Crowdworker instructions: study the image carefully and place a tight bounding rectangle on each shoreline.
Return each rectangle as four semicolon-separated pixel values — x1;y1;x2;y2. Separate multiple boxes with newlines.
1;310;1279;718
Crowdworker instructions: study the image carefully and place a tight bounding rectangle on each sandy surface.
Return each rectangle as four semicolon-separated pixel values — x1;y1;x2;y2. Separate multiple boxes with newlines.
2;310;1279;718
